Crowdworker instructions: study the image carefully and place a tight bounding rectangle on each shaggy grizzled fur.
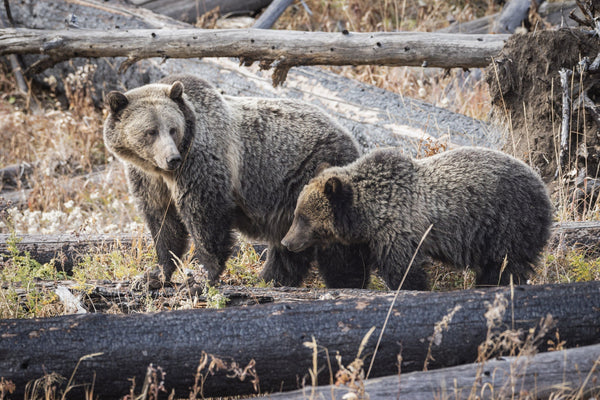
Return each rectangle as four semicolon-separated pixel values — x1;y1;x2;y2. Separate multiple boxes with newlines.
282;147;553;290
103;74;367;288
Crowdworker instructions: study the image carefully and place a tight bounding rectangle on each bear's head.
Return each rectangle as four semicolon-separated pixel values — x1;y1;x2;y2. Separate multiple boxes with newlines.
282;167;354;252
103;81;189;175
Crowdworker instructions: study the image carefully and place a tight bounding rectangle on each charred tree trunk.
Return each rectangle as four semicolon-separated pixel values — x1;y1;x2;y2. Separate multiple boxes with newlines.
0;281;599;398
260;343;600;399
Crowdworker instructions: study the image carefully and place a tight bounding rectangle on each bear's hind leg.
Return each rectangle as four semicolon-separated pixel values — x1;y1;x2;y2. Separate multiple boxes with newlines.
476;260;534;287
260;245;314;287
316;244;371;288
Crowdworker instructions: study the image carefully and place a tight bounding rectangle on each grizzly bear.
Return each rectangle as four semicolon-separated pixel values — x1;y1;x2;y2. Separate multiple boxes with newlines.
281;147;553;290
103;74;370;288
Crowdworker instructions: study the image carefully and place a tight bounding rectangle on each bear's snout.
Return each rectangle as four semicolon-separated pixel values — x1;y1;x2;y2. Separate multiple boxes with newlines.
281;229;311;252
166;154;182;170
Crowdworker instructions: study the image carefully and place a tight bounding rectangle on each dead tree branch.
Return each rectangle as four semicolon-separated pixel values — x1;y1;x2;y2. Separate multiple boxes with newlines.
252;0;294;29
557;68;573;178
0;28;509;85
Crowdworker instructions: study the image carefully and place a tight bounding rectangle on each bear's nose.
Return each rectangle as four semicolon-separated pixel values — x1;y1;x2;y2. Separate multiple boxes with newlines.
166;155;182;170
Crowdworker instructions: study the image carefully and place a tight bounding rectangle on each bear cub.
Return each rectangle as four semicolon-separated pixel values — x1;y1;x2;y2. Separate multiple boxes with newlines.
282;147;553;290
103;74;370;289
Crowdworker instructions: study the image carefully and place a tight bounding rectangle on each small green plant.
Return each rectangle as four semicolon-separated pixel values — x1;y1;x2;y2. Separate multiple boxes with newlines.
202;284;229;309
0;232;66;318
566;252;600;282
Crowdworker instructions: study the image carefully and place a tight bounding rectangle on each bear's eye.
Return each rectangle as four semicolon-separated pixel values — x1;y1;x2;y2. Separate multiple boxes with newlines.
169;128;177;136
145;129;158;137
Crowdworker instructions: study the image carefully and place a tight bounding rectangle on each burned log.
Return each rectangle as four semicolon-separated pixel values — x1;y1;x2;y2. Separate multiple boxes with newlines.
0;281;599;398
2;220;599;275
261;343;600;399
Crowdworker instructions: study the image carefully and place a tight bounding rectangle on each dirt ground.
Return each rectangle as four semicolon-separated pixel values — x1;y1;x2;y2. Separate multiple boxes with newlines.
486;29;600;183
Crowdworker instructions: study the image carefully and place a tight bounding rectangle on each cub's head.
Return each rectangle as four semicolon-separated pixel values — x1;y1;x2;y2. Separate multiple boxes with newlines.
282;167;354;252
103;81;188;174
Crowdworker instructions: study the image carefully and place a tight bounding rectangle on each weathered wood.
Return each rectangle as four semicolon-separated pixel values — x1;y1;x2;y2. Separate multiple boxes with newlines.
550;220;600;255
0;163;33;189
7;0;504;153
0;281;598;398
0;28;510;80
131;0;272;23
440;1;580;34
4;281;394;312
261;343;600;399
252;0;294;29
491;0;543;33
2;221;599;275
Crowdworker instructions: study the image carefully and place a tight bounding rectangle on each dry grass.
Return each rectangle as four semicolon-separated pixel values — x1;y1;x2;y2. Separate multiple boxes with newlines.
0;0;599;397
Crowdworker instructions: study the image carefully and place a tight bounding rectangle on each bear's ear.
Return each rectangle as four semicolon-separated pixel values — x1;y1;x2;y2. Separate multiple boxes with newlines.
106;91;128;114
324;177;345;201
315;162;331;176
169;81;184;100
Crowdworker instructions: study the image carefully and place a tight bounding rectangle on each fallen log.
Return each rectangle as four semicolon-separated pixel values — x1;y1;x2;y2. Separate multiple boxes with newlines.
4;281;394;312
1;221;599;275
440;1;580;34
0;281;599;398
0;28;510;83
260;343;600;400
7;0;503;152
491;0;543;33
130;0;272;23
252;0;294;29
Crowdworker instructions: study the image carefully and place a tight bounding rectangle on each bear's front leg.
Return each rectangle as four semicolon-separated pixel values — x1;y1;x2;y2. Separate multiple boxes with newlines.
177;198;236;285
260;245;315;286
316;243;371;288
128;168;189;289
378;245;429;291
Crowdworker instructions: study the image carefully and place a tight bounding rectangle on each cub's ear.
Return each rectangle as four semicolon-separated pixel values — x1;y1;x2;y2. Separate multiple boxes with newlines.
315;162;331;176
324;176;344;201
106;91;128;114
169;81;184;100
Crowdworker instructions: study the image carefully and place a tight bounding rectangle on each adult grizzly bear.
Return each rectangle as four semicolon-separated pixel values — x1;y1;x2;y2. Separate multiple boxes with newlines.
282;147;553;290
103;75;370;288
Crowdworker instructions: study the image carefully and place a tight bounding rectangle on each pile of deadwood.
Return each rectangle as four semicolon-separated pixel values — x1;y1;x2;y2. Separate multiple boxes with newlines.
1;0;600;398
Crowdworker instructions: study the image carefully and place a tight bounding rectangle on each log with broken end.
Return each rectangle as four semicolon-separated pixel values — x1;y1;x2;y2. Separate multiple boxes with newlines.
0;28;510;84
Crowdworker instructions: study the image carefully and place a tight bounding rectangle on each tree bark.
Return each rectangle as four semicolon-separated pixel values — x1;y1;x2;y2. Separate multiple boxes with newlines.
491;0;543;33
5;0;503;153
260;343;600;399
0;28;509;78
440;1;580;34
2;221;599;274
130;0;273;23
0;281;598;399
252;0;294;29
5;280;394;312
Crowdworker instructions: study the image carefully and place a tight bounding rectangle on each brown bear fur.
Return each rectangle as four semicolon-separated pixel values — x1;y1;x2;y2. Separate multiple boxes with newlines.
103;74;370;288
282;147;553;289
